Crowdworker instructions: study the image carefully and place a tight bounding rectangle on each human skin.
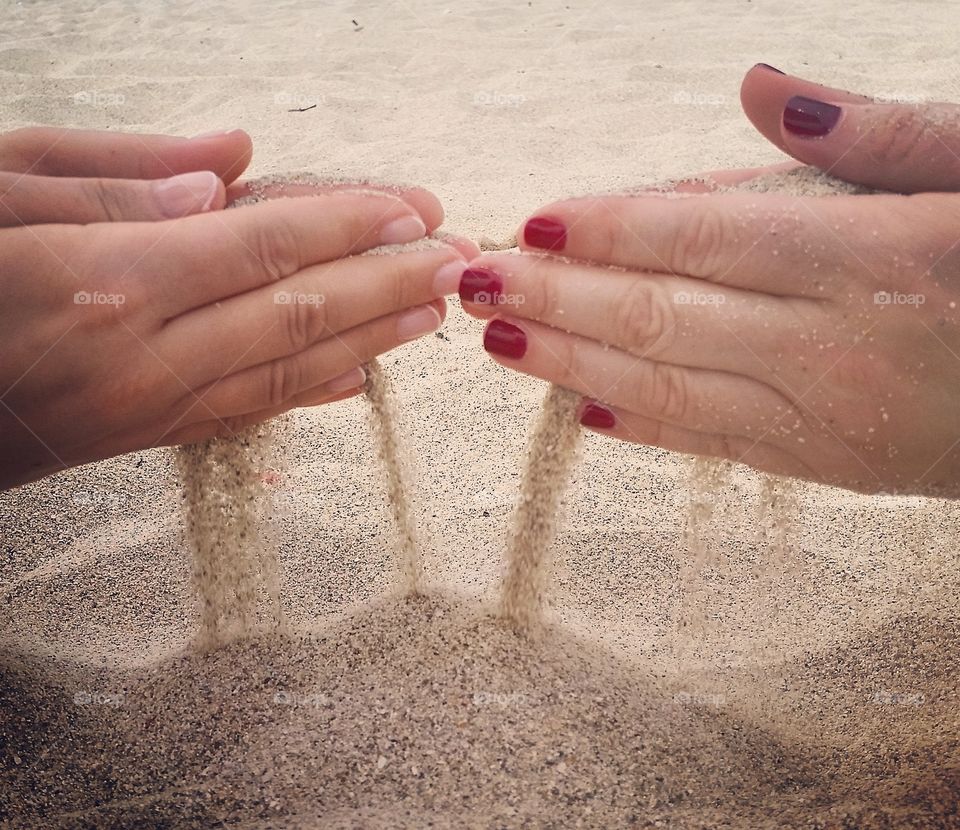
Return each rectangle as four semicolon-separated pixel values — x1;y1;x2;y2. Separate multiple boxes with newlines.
461;65;960;497
0;127;477;490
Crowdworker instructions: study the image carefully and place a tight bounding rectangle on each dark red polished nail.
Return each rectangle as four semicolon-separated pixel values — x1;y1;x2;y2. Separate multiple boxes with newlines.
580;403;616;429
754;62;785;75
459;267;503;304
524;216;567;251
483;319;527;359
783;95;842;138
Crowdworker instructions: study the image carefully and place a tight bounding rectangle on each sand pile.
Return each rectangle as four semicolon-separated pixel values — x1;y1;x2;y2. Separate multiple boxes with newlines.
2;590;957;828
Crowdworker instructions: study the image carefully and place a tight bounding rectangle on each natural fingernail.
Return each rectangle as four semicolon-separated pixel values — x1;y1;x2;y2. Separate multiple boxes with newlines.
380;214;427;245
153;170;219;217
524;216;567;251
397;304;442;341
580;402;616;429
459;267;503;304
755;62;785;75
191;128;238;140
433;258;468;296
483;319;527;359
327;366;366;392
783;95;842;138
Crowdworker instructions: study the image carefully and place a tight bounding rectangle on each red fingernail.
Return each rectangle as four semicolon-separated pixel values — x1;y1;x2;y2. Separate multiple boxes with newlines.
524;216;567;251
580;403;616;429
483;320;527;359
459;267;503;304
754;62;785;75
783;95;841;138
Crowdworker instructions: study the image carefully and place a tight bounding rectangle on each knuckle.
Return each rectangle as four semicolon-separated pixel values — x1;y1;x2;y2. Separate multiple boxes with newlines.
671;204;733;277
553;332;592;394
868;109;929;168
522;260;561;322
383;255;412;312
643;362;690;423
81;179;124;222
279;292;327;353
250;219;302;284
613;279;674;357
265;357;302;409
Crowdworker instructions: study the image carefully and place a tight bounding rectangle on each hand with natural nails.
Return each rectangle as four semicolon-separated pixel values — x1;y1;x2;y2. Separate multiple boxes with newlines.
0;127;476;490
461;64;960;497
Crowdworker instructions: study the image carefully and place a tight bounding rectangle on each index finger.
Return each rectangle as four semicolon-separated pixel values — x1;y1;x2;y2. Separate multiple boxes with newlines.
0;127;252;184
517;191;895;298
225;175;445;233
124;190;429;316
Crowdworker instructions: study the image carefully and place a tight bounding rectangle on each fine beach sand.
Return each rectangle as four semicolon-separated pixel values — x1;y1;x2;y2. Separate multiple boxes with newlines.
2;1;960;827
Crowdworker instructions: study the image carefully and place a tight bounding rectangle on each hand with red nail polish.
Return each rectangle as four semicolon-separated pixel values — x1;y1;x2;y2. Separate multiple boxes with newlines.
0;127;469;490
739;63;960;193
460;70;960;497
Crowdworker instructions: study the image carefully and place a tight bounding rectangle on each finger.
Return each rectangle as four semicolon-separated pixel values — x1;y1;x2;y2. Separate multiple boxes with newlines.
126;190;431;315
162;380;364;447
226;177;446;233
433;231;482;261
0;126;252;184
163;247;463;384
516;191;878;297
777;97;960;193
576;399;815;481
739;63;873;156
458;253;809;378
178;301;444;419
646;161;802;194
738;64;960;192
0;170;224;226
480;316;810;445
226;177;481;259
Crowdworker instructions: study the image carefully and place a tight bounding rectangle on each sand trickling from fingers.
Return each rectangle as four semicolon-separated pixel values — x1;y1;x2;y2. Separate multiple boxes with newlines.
175;425;285;650
363;359;423;593
500;385;582;632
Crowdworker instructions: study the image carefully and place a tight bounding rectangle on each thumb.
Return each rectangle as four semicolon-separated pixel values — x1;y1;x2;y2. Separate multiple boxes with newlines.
739;64;960;193
778;96;960;193
0;170;225;226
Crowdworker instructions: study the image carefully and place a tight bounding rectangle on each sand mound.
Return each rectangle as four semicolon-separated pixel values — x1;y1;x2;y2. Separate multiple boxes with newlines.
2;591;956;828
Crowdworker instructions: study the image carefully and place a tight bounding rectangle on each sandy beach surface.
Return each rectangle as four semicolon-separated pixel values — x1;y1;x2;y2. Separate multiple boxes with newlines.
2;1;959;827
